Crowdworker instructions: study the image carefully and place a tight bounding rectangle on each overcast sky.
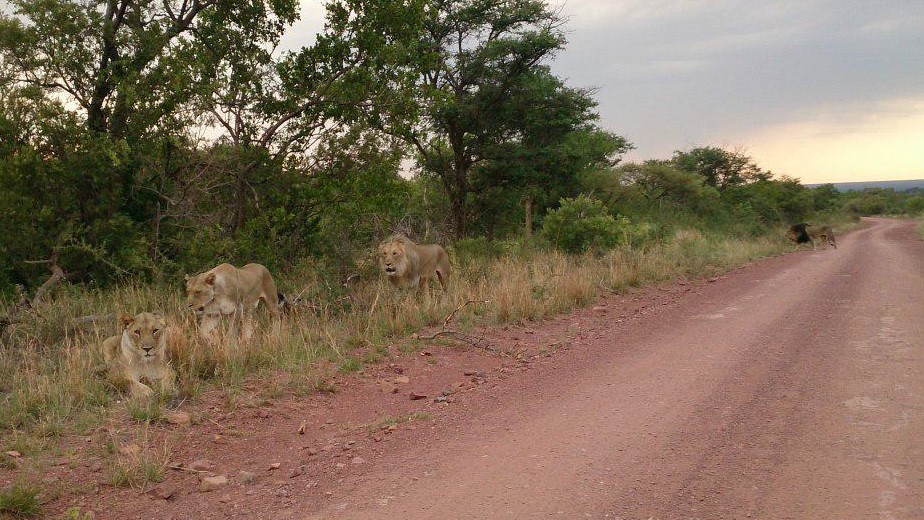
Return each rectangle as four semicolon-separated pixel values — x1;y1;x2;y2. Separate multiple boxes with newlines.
282;1;924;183
548;0;924;183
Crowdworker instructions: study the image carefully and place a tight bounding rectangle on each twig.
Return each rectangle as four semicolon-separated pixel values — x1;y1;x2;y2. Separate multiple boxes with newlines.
443;299;491;328
365;288;381;336
167;463;207;474
414;329;499;353
31;263;65;307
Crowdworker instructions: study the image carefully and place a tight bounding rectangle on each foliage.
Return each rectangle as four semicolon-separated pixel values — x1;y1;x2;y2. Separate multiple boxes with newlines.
839;187;924;216
541;195;629;254
0;481;42;518
375;0;628;237
672;146;768;190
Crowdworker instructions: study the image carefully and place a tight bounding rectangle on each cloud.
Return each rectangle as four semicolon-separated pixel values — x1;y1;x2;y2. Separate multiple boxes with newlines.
550;0;924;181
269;0;924;183
745;97;924;183
278;1;327;51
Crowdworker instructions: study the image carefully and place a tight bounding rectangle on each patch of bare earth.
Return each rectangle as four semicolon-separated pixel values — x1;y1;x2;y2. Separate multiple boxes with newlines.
5;218;924;520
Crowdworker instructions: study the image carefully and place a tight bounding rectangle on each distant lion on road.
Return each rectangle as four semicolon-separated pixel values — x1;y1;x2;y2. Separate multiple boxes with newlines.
786;223;837;250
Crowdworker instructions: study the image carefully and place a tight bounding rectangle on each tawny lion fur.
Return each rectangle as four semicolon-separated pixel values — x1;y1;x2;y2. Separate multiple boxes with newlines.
101;312;184;398
379;235;450;292
184;263;280;343
786;223;837;250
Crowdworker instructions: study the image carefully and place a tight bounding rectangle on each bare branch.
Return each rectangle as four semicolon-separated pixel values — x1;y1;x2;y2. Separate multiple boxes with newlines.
443;299;490;328
414;329;499;353
31;264;65;307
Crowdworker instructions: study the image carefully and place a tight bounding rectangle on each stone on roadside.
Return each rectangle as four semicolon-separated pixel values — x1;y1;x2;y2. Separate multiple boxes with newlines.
146;482;176;500
199;475;229;492
189;459;213;472
165;411;191;425
237;471;256;484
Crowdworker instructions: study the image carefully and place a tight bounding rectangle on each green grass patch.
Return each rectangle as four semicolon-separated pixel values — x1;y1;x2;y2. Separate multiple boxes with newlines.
108;458;165;489
0;481;43;518
125;397;166;424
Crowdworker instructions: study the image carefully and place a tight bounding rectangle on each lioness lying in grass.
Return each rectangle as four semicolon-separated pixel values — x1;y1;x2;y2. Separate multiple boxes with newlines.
101;312;184;398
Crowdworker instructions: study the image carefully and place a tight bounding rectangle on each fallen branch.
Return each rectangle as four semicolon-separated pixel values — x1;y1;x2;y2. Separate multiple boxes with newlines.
442;299;491;328
414;329;499;353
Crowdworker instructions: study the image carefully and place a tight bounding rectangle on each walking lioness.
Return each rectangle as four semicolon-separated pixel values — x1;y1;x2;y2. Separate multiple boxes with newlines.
185;263;280;343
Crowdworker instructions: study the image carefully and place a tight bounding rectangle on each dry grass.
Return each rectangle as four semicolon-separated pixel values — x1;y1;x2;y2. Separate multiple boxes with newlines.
0;231;790;453
105;428;171;489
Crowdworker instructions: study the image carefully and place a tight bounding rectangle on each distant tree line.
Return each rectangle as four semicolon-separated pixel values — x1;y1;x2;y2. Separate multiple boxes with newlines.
0;0;920;295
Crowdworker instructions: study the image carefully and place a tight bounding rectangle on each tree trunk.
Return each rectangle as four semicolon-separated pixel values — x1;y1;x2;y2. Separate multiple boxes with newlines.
524;195;534;237
234;174;247;233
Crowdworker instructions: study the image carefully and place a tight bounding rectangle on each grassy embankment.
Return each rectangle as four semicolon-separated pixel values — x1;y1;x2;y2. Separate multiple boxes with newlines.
2;219;865;508
0;229;790;443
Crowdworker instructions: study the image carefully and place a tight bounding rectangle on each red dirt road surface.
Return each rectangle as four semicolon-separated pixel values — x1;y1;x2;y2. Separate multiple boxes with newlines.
47;218;924;519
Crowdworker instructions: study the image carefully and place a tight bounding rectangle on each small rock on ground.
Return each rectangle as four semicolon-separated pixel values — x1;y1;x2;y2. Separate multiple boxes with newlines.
199;475;229;492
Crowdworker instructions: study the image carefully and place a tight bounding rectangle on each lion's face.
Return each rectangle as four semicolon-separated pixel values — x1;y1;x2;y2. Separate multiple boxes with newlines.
120;312;167;361
184;272;216;312
379;240;409;278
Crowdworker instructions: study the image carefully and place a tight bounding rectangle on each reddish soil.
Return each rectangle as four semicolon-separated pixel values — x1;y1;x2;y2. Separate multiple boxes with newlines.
5;217;924;519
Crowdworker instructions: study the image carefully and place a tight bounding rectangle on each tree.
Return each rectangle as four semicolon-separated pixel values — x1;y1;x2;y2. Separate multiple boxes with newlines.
470;69;630;237
1;0;298;140
616;160;717;209
672;146;767;190
384;0;582;237
0;0;426;288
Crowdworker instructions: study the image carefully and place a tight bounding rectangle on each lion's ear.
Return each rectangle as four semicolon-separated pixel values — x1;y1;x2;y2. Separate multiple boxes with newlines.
183;273;190;281
118;313;134;328
204;273;216;285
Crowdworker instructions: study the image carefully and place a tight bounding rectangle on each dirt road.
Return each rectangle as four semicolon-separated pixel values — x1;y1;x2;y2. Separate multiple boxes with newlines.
61;218;923;519
306;218;924;520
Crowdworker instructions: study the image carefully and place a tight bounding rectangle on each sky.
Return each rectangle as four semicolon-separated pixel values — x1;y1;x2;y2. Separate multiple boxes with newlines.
547;0;924;183
281;0;924;184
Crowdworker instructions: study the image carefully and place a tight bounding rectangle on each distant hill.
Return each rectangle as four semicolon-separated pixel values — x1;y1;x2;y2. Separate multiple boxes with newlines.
805;179;924;192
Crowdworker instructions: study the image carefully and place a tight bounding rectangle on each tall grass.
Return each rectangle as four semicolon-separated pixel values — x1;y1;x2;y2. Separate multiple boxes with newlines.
0;231;788;446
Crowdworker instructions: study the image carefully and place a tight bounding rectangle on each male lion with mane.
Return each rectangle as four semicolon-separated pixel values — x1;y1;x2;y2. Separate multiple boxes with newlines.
786;223;837;250
379;234;450;293
185;263;281;343
101;312;184;398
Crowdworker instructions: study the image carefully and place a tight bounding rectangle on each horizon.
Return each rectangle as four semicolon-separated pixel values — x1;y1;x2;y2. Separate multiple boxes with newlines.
277;1;924;185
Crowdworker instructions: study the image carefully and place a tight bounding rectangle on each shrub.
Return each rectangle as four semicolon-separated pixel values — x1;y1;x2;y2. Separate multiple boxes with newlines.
0;481;42;518
541;195;627;254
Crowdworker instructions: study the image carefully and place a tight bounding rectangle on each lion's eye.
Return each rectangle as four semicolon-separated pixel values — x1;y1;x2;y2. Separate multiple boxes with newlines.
133;330;141;336
152;328;160;334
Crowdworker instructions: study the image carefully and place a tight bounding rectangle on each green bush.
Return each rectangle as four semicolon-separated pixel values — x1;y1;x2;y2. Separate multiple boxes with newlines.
541;195;627;254
0;481;42;518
